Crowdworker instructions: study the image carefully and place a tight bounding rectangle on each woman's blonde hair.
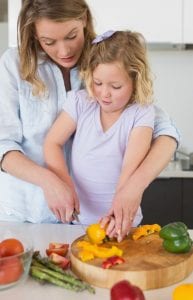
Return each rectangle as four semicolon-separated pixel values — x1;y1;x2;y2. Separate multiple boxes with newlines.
81;31;154;105
18;0;95;96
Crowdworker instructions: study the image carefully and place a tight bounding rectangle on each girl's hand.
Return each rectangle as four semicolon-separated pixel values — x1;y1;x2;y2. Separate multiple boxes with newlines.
99;215;117;239
41;172;79;223
109;183;144;242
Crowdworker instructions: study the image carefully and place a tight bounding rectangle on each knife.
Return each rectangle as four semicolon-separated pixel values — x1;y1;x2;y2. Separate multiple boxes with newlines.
72;210;86;233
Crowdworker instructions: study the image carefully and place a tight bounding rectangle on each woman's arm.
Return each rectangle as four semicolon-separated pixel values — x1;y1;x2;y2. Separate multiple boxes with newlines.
44;111;78;221
153;105;180;145
1;149;77;223
112;135;177;241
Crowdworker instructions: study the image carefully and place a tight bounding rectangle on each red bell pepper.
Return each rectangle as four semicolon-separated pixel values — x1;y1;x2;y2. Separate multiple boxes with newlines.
111;280;145;300
102;256;125;269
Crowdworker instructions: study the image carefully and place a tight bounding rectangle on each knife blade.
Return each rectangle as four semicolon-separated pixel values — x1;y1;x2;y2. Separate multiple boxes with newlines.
72;210;86;233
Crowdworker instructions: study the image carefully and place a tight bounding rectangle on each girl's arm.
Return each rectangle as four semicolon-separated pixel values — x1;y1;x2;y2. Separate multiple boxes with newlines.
44;111;78;222
102;126;153;240
116;127;153;190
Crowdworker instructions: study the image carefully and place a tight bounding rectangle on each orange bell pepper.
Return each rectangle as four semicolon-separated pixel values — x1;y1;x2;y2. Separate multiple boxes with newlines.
132;224;161;240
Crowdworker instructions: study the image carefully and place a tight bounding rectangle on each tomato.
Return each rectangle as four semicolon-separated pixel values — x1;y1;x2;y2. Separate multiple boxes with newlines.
46;243;69;257
0;239;24;257
46;247;68;256
49;243;69;249
0;257;23;284
49;253;70;269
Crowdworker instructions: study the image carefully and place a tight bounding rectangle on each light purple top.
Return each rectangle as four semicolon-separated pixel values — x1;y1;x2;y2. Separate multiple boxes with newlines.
63;90;155;225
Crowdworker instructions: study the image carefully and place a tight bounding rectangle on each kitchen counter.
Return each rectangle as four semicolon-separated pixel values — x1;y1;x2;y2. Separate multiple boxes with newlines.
1;222;193;300
158;161;193;178
158;169;193;178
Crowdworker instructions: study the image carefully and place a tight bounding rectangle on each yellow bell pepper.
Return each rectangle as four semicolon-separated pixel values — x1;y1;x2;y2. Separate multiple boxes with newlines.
77;240;123;261
173;283;193;300
132;224;161;240
86;223;106;244
78;250;94;262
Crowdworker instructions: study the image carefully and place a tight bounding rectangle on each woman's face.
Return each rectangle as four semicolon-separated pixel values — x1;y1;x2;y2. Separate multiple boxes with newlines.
35;18;86;69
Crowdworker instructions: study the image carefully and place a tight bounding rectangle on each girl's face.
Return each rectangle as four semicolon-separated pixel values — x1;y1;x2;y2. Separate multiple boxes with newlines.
35;18;86;69
92;62;133;114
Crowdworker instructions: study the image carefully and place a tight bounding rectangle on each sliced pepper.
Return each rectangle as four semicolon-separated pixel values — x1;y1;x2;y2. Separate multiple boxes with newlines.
132;224;161;240
159;222;193;253
102;256;125;269
78;250;94;262
77;240;123;261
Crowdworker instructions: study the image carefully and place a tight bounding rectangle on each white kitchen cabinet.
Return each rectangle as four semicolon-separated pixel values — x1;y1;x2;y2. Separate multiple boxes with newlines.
0;22;8;55
87;0;182;43
6;0;193;46
183;0;193;43
8;0;22;47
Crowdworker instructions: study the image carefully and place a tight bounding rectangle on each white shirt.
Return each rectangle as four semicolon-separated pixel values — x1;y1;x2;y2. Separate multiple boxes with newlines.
0;48;82;223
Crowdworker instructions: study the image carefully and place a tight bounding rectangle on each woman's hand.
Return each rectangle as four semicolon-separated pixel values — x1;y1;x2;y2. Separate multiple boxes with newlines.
41;172;79;223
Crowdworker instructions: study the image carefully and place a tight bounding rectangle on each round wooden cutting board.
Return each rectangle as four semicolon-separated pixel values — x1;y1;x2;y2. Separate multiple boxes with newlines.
70;232;193;290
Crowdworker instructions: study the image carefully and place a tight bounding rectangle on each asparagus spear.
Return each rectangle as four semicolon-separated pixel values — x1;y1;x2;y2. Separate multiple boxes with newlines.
31;252;95;294
30;267;82;292
31;258;45;268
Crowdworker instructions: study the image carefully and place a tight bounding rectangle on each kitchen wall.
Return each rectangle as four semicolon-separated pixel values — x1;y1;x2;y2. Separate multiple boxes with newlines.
149;49;193;153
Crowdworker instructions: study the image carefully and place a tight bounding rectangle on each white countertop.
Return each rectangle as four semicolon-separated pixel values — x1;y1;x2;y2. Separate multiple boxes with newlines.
158;161;193;178
1;222;193;300
158;169;193;178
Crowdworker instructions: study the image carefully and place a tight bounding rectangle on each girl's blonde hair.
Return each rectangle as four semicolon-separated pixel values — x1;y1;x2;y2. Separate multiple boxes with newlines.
18;0;95;96
81;31;154;105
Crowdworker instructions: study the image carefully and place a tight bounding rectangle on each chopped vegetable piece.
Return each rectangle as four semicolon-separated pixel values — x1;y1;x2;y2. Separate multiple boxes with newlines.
46;243;69;257
49;253;70;269
102;256;125;269
132;224;161;240
77;240;123;261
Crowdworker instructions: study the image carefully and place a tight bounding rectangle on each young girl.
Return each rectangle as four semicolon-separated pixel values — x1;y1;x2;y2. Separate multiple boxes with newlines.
44;30;155;240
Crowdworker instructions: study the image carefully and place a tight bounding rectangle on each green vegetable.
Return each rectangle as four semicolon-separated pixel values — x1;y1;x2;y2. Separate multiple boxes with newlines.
30;266;82;291
159;222;192;253
30;252;95;294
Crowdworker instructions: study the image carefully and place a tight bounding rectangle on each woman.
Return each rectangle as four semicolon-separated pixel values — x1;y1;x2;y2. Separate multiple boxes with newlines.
0;0;179;239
